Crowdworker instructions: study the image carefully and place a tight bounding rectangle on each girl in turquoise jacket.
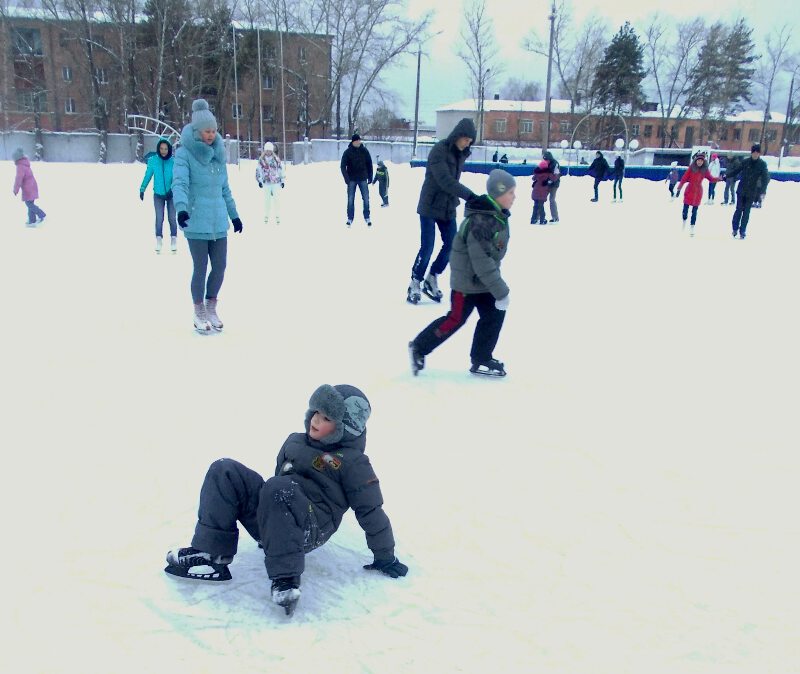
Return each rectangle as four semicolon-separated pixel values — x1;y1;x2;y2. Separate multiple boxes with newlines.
139;137;176;253
172;99;243;333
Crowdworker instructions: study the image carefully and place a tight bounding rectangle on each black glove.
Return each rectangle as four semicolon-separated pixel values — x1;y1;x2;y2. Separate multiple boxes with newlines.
281;182;285;189
139;191;144;201
177;211;189;228
258;182;263;188
232;217;243;233
363;556;408;578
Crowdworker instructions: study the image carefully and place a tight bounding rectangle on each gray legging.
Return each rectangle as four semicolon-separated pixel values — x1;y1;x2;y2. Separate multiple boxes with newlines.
188;237;227;304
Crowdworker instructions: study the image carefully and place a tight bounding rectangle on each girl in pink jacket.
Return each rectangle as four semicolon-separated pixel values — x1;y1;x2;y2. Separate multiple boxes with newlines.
12;147;46;226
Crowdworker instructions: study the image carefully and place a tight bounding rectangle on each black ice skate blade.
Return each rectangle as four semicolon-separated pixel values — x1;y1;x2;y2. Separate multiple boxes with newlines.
422;289;442;303
469;368;507;378
164;564;232;581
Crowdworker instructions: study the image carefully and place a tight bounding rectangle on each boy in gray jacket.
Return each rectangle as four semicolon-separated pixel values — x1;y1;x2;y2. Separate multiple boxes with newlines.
165;384;408;616
409;169;515;377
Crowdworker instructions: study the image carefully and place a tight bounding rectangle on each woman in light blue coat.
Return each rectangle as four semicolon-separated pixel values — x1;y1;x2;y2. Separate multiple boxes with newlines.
140;137;176;253
172;99;243;333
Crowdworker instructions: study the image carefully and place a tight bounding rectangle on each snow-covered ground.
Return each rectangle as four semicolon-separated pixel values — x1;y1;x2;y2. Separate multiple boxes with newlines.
2;158;798;674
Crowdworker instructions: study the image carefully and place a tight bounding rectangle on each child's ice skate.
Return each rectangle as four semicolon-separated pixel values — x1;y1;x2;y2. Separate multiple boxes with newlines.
193;303;211;334
469;358;506;377
407;278;421;304
170;236;178;253
422;273;443;302
408;341;425;376
155;236;163;254
271;576;301;616
205;298;223;331
164;547;232;581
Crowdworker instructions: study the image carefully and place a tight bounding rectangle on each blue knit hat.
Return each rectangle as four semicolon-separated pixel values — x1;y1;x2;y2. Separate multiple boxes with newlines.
191;99;217;131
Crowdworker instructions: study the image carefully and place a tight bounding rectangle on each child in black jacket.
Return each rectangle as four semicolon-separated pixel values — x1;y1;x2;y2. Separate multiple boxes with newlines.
373;159;390;206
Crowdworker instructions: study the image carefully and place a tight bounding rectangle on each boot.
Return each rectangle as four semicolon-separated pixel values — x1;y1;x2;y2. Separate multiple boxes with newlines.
205;298;223;331
406;278;421;304
164;546;232;581
408;341;425;376
271;576;301;615
470;358;507;377
155;236;163;254
193;303;211;333
422;273;442;302
170;236;178;253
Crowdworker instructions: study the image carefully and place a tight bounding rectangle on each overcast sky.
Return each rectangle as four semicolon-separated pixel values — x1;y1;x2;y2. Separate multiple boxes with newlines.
388;0;799;124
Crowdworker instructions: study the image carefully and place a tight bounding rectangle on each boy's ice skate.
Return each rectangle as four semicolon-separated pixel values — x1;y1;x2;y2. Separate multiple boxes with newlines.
155;236;163;254
346;219;352;228
205;298;223;331
170;236;178;253
271;576;301;616
422;273;443;302
193;303;212;334
164;547;232;581
408;341;425;376
407;278;421;304
469;359;506;377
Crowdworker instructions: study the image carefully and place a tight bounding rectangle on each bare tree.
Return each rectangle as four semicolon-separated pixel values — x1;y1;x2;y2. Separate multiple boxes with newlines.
501;77;541;101
756;24;793;154
644;14;705;147
459;0;501;143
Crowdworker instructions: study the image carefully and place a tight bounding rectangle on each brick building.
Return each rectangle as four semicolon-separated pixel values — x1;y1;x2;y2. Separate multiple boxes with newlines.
0;11;332;144
436;98;793;155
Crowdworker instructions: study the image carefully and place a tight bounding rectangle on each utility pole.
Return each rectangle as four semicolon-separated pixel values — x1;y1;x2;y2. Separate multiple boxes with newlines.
542;1;556;152
232;24;240;165
412;47;421;157
257;27;263;147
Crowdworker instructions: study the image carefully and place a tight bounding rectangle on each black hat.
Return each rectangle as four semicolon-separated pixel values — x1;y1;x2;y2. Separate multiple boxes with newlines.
751;143;761;153
351;134;361;142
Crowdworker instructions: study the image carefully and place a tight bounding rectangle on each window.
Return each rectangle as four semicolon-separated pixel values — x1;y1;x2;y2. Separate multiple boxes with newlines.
17;90;46;112
733;128;741;141
766;129;777;141
644;125;652;138
96;68;108;84
748;128;760;142
298;46;307;61
263;74;275;90
62;66;73;82
719;128;728;140
559;120;570;134
12;27;43;56
494;118;507;133
232;103;242;119
262;106;274;122
631;124;640;136
65;97;76;114
519;119;533;134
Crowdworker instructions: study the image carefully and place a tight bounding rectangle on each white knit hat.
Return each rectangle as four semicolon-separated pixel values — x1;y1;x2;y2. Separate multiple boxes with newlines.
264;141;275;152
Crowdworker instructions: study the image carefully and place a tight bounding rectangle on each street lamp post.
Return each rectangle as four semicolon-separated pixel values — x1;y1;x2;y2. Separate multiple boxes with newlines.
542;1;556;152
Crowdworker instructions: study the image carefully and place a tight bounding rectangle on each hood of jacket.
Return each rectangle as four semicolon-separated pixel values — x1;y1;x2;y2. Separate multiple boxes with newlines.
464;194;509;221
12;147;26;162
179;124;226;165
155;137;173;160
15;156;31;168
446;118;477;148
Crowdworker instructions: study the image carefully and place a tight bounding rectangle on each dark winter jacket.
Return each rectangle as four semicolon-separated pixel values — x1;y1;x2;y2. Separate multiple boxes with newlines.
678;161;720;207
499;154;509;164
273;427;395;560
588;155;610;180
492;151;499;162
542;151;561;185
726;156;770;198
531;167;555;201
417;117;477;220
613;156;625;177
724;156;742;181
449;195;510;300
140;138;174;197
372;161;389;190
340;142;373;184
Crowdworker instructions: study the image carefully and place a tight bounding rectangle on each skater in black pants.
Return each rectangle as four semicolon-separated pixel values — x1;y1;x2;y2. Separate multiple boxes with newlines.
612;155;625;202
372;159;390;206
164;384;408;616
409;169;515;378
588;151;609;202
725;144;770;239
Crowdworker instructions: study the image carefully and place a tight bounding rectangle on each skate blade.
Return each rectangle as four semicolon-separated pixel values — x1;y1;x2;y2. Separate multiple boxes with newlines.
469;368;506;378
194;326;212;335
422;289;442;303
408;343;422;376
164;564;232;581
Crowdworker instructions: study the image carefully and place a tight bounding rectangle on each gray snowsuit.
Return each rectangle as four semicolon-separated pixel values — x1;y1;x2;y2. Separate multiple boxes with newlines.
190;385;395;580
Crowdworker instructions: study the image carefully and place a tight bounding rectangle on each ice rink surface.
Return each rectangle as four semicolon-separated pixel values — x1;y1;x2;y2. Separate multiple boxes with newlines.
2;158;798;674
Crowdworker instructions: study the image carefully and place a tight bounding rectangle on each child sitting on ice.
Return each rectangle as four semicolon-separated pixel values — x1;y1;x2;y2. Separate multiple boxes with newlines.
164;384;408;616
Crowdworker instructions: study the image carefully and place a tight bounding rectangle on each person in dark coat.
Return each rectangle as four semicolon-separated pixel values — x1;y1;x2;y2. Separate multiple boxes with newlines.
723;154;741;206
340;134;373;227
408;117;477;304
372;158;390;206
499;153;509;164
541;150;561;222
612;155;625;202
530;160;555;224
164;384;408;615
724;144;770;239
408;169;515;378
492;150;499;163
588;151;610;202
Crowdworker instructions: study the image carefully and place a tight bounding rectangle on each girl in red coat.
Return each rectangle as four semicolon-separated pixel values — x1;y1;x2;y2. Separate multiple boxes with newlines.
676;153;721;235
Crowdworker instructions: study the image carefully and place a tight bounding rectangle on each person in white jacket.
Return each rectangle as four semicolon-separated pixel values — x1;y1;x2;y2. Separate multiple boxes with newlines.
707;153;721;204
256;142;285;224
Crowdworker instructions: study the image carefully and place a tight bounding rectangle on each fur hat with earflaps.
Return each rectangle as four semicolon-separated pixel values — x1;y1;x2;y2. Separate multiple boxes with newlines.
304;384;371;446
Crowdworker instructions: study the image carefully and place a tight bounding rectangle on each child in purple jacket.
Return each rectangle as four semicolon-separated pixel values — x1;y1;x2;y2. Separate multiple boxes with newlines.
12;147;46;226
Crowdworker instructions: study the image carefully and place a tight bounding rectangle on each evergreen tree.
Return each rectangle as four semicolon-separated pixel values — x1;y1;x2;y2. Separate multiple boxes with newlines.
592;22;646;115
718;18;757;115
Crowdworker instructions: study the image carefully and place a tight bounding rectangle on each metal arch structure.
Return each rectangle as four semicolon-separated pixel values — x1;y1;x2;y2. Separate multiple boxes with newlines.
568;111;629;165
127;115;181;146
